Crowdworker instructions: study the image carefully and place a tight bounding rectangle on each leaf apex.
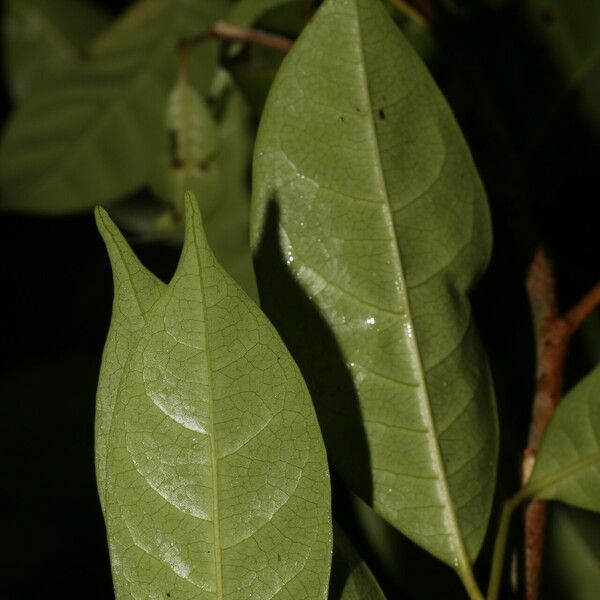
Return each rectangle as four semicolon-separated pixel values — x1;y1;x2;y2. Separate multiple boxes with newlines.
94;205;118;243
183;190;201;222
181;190;206;250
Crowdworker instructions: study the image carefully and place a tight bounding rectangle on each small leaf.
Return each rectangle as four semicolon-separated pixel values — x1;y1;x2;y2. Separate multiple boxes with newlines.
149;62;221;218
330;524;386;600
0;0;225;214
527;364;600;511
2;0;110;100
96;194;332;599
251;0;497;581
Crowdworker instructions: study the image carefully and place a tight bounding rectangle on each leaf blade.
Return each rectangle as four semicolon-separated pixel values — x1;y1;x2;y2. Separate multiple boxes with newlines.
0;0;225;214
250;0;497;574
3;0;110;100
94;205;165;510
528;364;600;511
97;194;332;598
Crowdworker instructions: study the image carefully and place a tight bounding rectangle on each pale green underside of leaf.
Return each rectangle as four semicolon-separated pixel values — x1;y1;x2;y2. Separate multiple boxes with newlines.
528;364;600;512
251;0;497;569
0;0;225;214
3;0;110;101
330;524;386;600
96;195;332;599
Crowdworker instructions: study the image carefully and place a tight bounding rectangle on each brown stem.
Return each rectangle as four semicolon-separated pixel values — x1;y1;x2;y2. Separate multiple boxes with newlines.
389;0;430;29
565;280;600;333
180;20;293;54
525;248;567;451
522;247;600;599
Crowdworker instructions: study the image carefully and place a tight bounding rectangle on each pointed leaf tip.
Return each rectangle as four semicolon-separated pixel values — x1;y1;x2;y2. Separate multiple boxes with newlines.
183;190;201;222
95;205;121;247
181;190;209;253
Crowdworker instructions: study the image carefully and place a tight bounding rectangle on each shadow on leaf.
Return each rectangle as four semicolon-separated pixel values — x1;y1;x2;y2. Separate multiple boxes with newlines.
254;200;373;509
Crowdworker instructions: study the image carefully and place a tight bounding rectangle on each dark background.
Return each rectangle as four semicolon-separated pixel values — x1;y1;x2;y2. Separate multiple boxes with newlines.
0;1;597;598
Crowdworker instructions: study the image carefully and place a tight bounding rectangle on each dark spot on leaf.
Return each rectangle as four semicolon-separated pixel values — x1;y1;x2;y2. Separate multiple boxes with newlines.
338;115;345;123
198;160;211;172
378;108;385;120
277;554;281;561
355;107;361;112
166;593;171;598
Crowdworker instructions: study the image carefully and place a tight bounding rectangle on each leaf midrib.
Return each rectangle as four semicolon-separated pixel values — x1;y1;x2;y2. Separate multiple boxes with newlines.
191;221;224;599
353;0;471;571
527;451;600;500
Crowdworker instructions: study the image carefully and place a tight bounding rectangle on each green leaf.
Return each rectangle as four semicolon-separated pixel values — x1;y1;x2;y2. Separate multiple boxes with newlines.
0;0;225;214
94;206;165;510
149;61;221;218
2;0;110;100
107;79;258;301
330;524;386;600
95;194;332;599
251;0;497;582
137;76;258;300
527;364;600;511
544;504;600;600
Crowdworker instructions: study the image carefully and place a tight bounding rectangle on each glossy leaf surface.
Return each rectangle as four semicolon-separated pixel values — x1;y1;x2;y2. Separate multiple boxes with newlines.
330;524;386;600
528;365;600;512
0;0;224;214
251;0;497;574
3;0;109;100
96;195;332;598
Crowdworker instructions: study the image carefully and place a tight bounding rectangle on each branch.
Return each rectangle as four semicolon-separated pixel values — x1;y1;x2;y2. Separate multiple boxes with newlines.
520;247;600;600
525;247;566;452
389;0;430;29
180;20;293;54
565;279;600;333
